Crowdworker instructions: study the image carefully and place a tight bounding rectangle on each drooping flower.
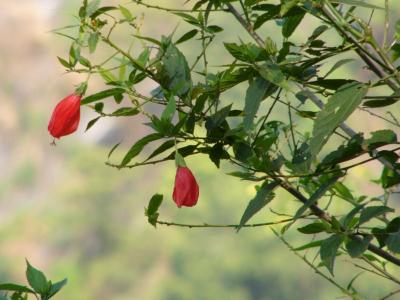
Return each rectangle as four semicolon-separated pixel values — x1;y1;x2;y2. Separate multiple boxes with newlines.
48;93;81;139
172;166;200;207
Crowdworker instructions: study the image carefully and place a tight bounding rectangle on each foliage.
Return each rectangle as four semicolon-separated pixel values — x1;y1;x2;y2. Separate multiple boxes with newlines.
21;0;400;298
0;261;67;300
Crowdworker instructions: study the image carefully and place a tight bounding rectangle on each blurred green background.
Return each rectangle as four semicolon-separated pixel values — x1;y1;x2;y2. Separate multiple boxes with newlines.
1;1;399;299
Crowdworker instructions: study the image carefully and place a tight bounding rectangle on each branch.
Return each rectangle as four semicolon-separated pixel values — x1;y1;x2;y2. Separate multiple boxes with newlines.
156;217;296;229
380;289;400;300
131;0;227;13
272;229;356;298
226;3;264;47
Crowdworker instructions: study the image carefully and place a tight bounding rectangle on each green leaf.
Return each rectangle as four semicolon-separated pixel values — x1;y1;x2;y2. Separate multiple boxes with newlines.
342;205;364;228
130;72;147;84
258;62;290;90
57;57;70;69
90;6;117;18
293;176;340;221
120;133;163;166
88;32;99;53
108;142;121;159
78;56;91;68
85;117;101;132
237;181;279;231
158;42;192;96
330;0;383;9
208;143;230;168
227;171;258;181
243;77;271;131
359;206;394;225
12;292;29;300
176;29;198;44
161;95;176;122
363;98;397;108
94;103;104;113
26;261;50;295
69;43;80;67
318;134;364;168
206;25;223;33
133;34;161;46
145;140;176;161
119;5;133;21
0;284;34;294
114;93;123;104
363;130;397;150
282;10;305;38
333;182;354;201
320;234;345;275
309;79;357;90
372;227;387;248
110;107;140;117
145;194;163;227
293;239;324;251
346;235;373;258
280;0;300;16
173;12;201;26
224;43;268;62
392;43;400;61
146;194;163;216
309;83;368;158
81;88;125;105
86;0;101;16
381;166;400;188
297;222;330;234
324;59;354;78
110;107;139;117
205;104;232;130
254;5;281;29
386;232;400;253
99;68;117;83
48;279;67;298
396;20;400;41
136;48;150;68
347;272;363;291
233;142;254;163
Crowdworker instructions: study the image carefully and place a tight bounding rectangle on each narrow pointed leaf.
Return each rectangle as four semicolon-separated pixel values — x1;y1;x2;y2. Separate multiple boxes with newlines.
309;83;368;158
237;181;279;231
320;234;345;275
243;77;270;131
0;284;34;294
120;133;163;166
359;206;394;225
294;176;340;221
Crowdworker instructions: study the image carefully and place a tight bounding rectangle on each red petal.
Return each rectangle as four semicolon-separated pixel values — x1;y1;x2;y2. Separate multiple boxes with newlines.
172;166;199;207
48;94;81;139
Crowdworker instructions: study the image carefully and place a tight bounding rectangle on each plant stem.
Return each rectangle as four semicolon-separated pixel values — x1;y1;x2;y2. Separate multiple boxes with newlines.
156;217;296;229
272;229;358;298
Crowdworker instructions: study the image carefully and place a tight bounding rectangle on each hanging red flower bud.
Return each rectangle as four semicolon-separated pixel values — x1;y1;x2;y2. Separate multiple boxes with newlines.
48;93;81;139
173;166;200;207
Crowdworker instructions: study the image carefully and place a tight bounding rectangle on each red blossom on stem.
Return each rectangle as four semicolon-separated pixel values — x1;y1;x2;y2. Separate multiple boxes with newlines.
172;166;200;208
48;93;81;140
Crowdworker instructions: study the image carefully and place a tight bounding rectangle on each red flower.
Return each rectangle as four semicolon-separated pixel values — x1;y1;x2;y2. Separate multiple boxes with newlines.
48;93;81;139
173;166;199;207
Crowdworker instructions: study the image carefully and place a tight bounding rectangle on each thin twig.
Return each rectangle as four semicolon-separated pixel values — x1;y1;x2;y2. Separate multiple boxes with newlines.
272;229;358;299
156;217;295;229
379;289;400;300
130;0;227;13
